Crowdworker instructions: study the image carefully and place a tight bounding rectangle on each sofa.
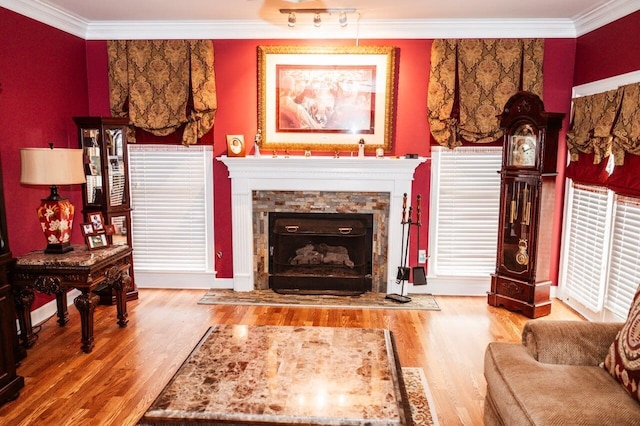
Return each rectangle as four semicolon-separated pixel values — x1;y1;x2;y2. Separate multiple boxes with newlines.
484;318;640;425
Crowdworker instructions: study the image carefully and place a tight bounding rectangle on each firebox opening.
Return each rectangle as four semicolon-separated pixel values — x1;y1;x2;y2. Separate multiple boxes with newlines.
269;212;373;295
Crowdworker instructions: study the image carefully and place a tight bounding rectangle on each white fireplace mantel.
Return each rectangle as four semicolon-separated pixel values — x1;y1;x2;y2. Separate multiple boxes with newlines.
218;155;428;293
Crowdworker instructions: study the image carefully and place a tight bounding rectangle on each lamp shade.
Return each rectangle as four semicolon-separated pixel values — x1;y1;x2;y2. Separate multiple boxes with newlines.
20;148;85;186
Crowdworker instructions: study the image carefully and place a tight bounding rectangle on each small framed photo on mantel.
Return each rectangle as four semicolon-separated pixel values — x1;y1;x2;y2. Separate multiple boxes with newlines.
226;135;246;157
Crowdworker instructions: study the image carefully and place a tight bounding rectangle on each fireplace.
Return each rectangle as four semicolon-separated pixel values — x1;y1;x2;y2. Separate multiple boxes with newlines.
269;212;373;294
218;155;426;294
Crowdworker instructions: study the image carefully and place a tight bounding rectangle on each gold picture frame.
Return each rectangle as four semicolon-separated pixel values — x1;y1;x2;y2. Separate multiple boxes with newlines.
257;45;397;153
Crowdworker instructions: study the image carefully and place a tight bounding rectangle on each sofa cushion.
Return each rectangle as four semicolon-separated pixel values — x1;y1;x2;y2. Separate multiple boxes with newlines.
485;342;640;425
603;284;640;402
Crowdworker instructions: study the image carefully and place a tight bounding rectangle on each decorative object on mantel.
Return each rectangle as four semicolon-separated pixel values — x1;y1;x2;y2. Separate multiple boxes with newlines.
376;147;385;158
358;138;365;157
226;134;246;157
198;289;440;310
254;130;262;157
20;143;86;254
257;45;397;153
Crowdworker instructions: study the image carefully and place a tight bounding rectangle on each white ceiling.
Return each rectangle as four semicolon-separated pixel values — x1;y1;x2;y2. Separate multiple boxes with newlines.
2;0;639;40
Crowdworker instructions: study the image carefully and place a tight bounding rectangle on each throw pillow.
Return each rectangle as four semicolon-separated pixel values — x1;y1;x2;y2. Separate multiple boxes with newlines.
602;283;640;401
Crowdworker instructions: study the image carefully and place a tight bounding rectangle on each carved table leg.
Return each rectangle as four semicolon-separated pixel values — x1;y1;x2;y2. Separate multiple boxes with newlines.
106;266;130;328
74;290;99;353
55;291;69;326
34;276;68;326
14;288;36;349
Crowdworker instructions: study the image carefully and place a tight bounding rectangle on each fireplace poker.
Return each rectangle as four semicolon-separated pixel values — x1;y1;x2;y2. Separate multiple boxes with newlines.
387;195;412;303
412;195;427;286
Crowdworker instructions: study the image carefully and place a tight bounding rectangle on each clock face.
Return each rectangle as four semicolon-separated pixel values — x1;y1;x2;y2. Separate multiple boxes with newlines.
509;125;537;167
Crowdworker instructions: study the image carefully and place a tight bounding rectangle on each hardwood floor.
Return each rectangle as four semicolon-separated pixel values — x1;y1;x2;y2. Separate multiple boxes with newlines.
0;289;584;425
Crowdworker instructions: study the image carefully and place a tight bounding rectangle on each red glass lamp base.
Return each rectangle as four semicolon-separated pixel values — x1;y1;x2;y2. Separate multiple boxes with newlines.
36;187;76;254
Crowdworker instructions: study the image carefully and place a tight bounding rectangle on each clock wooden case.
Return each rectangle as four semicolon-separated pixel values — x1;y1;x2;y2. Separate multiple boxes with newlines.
74;117;138;304
488;92;565;318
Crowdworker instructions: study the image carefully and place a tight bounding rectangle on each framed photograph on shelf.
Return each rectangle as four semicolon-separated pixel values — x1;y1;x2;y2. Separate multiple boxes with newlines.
81;223;96;237
87;233;109;250
257;45;397;153
87;212;105;232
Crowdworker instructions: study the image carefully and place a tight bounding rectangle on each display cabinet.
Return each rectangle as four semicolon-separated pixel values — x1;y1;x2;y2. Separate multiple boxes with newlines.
74;117;137;304
0;159;24;405
488;92;565;318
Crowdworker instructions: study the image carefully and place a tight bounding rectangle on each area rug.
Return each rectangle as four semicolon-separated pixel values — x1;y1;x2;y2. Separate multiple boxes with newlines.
198;289;440;311
139;325;438;425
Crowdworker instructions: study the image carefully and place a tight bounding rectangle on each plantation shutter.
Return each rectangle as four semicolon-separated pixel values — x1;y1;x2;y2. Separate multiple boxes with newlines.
430;146;502;276
129;144;213;272
605;195;640;319
562;184;611;311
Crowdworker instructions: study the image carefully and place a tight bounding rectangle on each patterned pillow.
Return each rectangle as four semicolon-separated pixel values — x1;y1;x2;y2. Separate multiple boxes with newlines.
602;284;640;402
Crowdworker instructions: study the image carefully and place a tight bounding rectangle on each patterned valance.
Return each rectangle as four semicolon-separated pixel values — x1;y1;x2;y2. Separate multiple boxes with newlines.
567;82;640;166
566;89;618;164
108;40;217;146
427;39;544;148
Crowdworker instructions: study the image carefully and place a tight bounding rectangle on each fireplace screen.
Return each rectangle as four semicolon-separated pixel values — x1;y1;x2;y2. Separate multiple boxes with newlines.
269;213;373;294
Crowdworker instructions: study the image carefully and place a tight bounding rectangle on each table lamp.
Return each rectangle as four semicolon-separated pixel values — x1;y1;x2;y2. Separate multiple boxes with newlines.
20;144;86;254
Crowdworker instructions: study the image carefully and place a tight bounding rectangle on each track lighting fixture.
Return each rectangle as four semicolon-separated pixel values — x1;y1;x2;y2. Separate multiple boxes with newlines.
279;8;356;28
339;12;347;27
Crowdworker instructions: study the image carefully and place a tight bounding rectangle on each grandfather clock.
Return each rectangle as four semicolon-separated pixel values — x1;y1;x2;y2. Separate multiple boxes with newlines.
488;92;565;318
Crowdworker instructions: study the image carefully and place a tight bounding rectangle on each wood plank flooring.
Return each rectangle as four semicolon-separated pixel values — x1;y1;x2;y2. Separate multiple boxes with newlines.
0;289;584;425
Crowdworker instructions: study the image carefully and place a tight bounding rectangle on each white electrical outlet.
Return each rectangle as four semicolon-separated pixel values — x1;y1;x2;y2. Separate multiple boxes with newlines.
418;250;427;264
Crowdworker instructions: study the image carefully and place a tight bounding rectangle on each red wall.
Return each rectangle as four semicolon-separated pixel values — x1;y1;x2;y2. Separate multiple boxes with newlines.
574;10;640;86
0;8;89;307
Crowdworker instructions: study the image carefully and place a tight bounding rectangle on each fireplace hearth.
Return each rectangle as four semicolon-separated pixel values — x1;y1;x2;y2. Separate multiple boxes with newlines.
269;213;373;294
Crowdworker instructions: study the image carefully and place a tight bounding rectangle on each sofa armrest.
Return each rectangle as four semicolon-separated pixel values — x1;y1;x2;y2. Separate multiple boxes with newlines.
521;320;623;366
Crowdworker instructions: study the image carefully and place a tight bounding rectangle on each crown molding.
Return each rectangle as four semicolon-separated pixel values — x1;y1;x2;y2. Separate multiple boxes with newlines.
1;0;638;40
83;18;578;40
572;70;640;97
0;0;87;38
573;0;640;36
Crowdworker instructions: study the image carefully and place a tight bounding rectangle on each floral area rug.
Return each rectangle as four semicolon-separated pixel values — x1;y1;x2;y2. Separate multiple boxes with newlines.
403;367;440;426
198;289;440;310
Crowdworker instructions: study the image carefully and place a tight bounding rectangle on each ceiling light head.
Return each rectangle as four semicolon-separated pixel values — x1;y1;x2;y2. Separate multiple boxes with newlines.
313;13;321;27
339;12;347;27
288;12;296;27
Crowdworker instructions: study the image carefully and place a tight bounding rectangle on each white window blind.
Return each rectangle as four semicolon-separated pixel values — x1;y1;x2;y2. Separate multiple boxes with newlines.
605;195;640;319
562;184;611;312
429;146;502;277
129;145;213;274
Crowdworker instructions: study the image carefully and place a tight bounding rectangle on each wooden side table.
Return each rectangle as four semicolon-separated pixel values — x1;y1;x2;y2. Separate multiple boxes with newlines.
11;245;133;353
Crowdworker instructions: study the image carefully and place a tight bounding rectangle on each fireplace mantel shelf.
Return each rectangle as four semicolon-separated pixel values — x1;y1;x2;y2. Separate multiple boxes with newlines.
219;155;428;178
218;155;428;293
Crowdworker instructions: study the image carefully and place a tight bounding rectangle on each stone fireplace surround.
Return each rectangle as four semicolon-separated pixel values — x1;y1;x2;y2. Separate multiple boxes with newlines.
219;156;426;294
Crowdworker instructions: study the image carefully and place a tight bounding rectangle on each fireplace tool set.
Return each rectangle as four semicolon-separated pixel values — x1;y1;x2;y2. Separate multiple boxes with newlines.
386;193;428;303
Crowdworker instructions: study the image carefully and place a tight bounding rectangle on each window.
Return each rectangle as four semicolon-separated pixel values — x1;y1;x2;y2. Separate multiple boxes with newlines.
128;145;214;289
559;184;640;321
428;146;502;294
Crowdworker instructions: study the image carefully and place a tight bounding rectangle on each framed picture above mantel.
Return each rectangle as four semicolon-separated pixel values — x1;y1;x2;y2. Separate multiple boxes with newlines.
257;45;397;153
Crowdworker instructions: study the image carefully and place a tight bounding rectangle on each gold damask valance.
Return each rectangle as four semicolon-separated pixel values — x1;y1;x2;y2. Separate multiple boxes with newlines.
427;39;544;148
566;89;618;164
567;82;640;166
108;40;217;146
